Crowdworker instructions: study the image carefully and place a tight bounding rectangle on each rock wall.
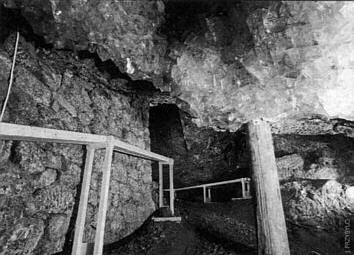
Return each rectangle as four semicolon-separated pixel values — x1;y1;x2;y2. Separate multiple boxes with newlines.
272;134;354;253
244;1;354;120
0;35;155;254
274;134;354;182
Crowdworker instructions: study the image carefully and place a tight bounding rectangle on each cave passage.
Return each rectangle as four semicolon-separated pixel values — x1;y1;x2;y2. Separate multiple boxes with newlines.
149;103;250;203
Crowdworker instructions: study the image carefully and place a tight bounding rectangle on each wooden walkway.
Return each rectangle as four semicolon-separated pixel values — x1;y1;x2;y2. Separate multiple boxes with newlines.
0;122;174;255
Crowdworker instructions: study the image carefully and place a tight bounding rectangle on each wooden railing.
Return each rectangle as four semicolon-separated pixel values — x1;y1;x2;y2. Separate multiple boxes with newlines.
0;122;174;255
165;177;251;203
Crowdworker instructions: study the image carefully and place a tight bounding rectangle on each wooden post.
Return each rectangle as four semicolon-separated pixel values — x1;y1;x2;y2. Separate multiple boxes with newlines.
202;186;207;203
93;142;114;255
159;162;164;208
72;145;95;255
241;178;246;199
169;162;175;215
248;119;290;255
245;179;251;198
207;188;211;202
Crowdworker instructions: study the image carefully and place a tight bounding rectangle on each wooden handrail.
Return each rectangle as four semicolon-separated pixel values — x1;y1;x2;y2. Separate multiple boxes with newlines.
165;177;251;192
0;122;172;163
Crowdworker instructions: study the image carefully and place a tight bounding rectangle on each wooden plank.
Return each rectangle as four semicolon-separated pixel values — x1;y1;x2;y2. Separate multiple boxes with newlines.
112;137;171;163
172;178;245;192
159;162;164;208
0;122;106;145
169;163;175;216
152;216;182;222
248;119;290;255
241;178;246;199
231;197;252;200
72;145;95;255
93;143;114;255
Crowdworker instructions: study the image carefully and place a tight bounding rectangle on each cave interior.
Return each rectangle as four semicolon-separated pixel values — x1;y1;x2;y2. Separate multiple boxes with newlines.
0;0;353;255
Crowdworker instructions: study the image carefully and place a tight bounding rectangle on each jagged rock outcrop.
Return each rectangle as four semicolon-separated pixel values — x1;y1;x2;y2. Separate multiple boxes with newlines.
1;0;168;87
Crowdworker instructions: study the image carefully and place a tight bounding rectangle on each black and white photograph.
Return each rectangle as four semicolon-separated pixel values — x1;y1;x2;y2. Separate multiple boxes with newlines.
0;0;353;254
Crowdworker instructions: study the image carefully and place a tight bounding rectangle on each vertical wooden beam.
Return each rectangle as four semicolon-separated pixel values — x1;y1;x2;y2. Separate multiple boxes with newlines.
93;143;114;255
159;162;163;208
248;119;290;255
72;145;95;255
241;178;246;199
245;179;251;198
169;162;175;216
203;186;207;203
207;188;212;202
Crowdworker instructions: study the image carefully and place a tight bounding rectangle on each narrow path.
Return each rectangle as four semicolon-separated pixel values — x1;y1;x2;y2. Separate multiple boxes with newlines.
106;214;251;255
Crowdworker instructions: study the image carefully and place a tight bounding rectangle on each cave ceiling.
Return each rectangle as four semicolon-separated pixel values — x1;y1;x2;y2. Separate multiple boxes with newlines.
1;0;354;131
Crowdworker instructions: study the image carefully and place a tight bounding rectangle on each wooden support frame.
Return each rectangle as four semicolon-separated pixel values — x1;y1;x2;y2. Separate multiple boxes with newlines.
248;119;290;255
0;122;174;255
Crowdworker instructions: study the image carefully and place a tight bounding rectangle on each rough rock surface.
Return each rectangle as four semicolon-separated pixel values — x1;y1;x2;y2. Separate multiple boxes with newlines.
0;36;155;254
3;1;354;131
1;0;167;87
169;1;354;130
276;154;304;180
282;180;353;231
270;118;354;138
273;134;354;183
